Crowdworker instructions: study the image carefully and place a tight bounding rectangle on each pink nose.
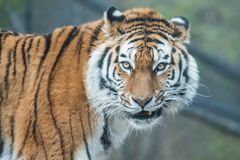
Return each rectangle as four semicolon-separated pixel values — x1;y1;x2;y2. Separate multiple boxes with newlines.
132;96;153;108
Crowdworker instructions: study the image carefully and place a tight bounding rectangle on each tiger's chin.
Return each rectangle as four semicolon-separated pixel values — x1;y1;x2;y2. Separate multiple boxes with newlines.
124;108;163;129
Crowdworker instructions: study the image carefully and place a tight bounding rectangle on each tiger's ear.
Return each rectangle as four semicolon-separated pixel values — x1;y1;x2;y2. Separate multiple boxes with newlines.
170;16;190;43
103;7;125;37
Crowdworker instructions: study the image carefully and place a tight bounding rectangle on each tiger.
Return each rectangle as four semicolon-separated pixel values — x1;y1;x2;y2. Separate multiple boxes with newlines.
0;6;199;160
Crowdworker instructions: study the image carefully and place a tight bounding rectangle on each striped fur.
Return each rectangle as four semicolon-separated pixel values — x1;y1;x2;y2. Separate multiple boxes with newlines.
0;7;199;160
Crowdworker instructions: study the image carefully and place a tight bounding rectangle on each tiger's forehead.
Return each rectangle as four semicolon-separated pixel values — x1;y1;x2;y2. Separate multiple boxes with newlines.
121;8;176;36
126;32;170;49
118;33;172;65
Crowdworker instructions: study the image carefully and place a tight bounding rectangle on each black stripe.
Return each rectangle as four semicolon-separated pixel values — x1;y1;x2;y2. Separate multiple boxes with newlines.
169;70;175;80
49;27;79;79
126;26;170;36
181;50;189;83
99;77;118;93
31;71;48;158
113;46;119;63
117;28;125;35
79;112;92;160
155;94;164;103
170;54;175;65
21;37;31;94
125;18;170;26
145;31;169;41
69;110;75;160
99;77;105;90
75;27;93;139
179;91;185;96
87;103;93;139
115;46;120;53
76;27;84;62
126;22;171;32
0;86;3;156
100;111;111;150
126;23;164;30
120;54;127;58
146;37;164;45
163;104;169;108
87;22;104;54
4;49;13;100
9;116;14;158
114;55;119;63
32;72;45;144
0;33;11;63
155;32;169;41
0;34;3;63
56;28;67;43
112;67;121;82
13;38;22;78
128;37;144;44
16;118;31;158
172;47;176;54
35;38;41;53
98;47;110;69
182;64;189;83
127;30;169;42
163;55;169;59
47;27;79;159
172;54;182;88
125;26;147;34
172;31;182;38
26;38;34;65
35;33;52;82
127;32;140;39
105;52;112;82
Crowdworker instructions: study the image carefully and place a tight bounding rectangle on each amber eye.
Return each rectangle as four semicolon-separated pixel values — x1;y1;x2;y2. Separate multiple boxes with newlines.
120;61;132;70
155;62;168;73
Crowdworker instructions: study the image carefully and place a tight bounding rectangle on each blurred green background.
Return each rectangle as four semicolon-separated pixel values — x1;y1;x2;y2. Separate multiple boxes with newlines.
0;0;240;160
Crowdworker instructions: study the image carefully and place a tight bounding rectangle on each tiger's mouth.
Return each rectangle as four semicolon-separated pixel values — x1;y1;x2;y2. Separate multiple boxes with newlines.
126;107;163;120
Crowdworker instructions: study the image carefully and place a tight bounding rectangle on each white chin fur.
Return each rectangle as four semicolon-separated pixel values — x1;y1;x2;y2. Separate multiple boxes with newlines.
128;117;162;130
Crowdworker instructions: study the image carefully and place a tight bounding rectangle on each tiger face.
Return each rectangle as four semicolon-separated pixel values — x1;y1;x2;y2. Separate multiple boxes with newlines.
117;37;175;128
86;7;199;129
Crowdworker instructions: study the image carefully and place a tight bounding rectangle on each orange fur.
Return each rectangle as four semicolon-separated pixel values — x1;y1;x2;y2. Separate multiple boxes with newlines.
0;7;191;159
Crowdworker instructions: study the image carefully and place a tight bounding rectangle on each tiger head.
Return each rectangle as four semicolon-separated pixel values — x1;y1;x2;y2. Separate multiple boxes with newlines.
86;7;199;129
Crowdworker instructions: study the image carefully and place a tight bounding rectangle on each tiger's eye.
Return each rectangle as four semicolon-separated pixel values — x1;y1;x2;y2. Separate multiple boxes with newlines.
157;63;166;70
154;62;168;74
122;62;130;69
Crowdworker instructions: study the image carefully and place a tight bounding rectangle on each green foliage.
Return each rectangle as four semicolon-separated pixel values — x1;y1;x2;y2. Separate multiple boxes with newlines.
0;0;28;28
0;0;28;9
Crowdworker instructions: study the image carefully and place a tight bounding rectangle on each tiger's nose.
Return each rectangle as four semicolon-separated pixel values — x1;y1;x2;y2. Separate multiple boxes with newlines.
132;96;153;108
